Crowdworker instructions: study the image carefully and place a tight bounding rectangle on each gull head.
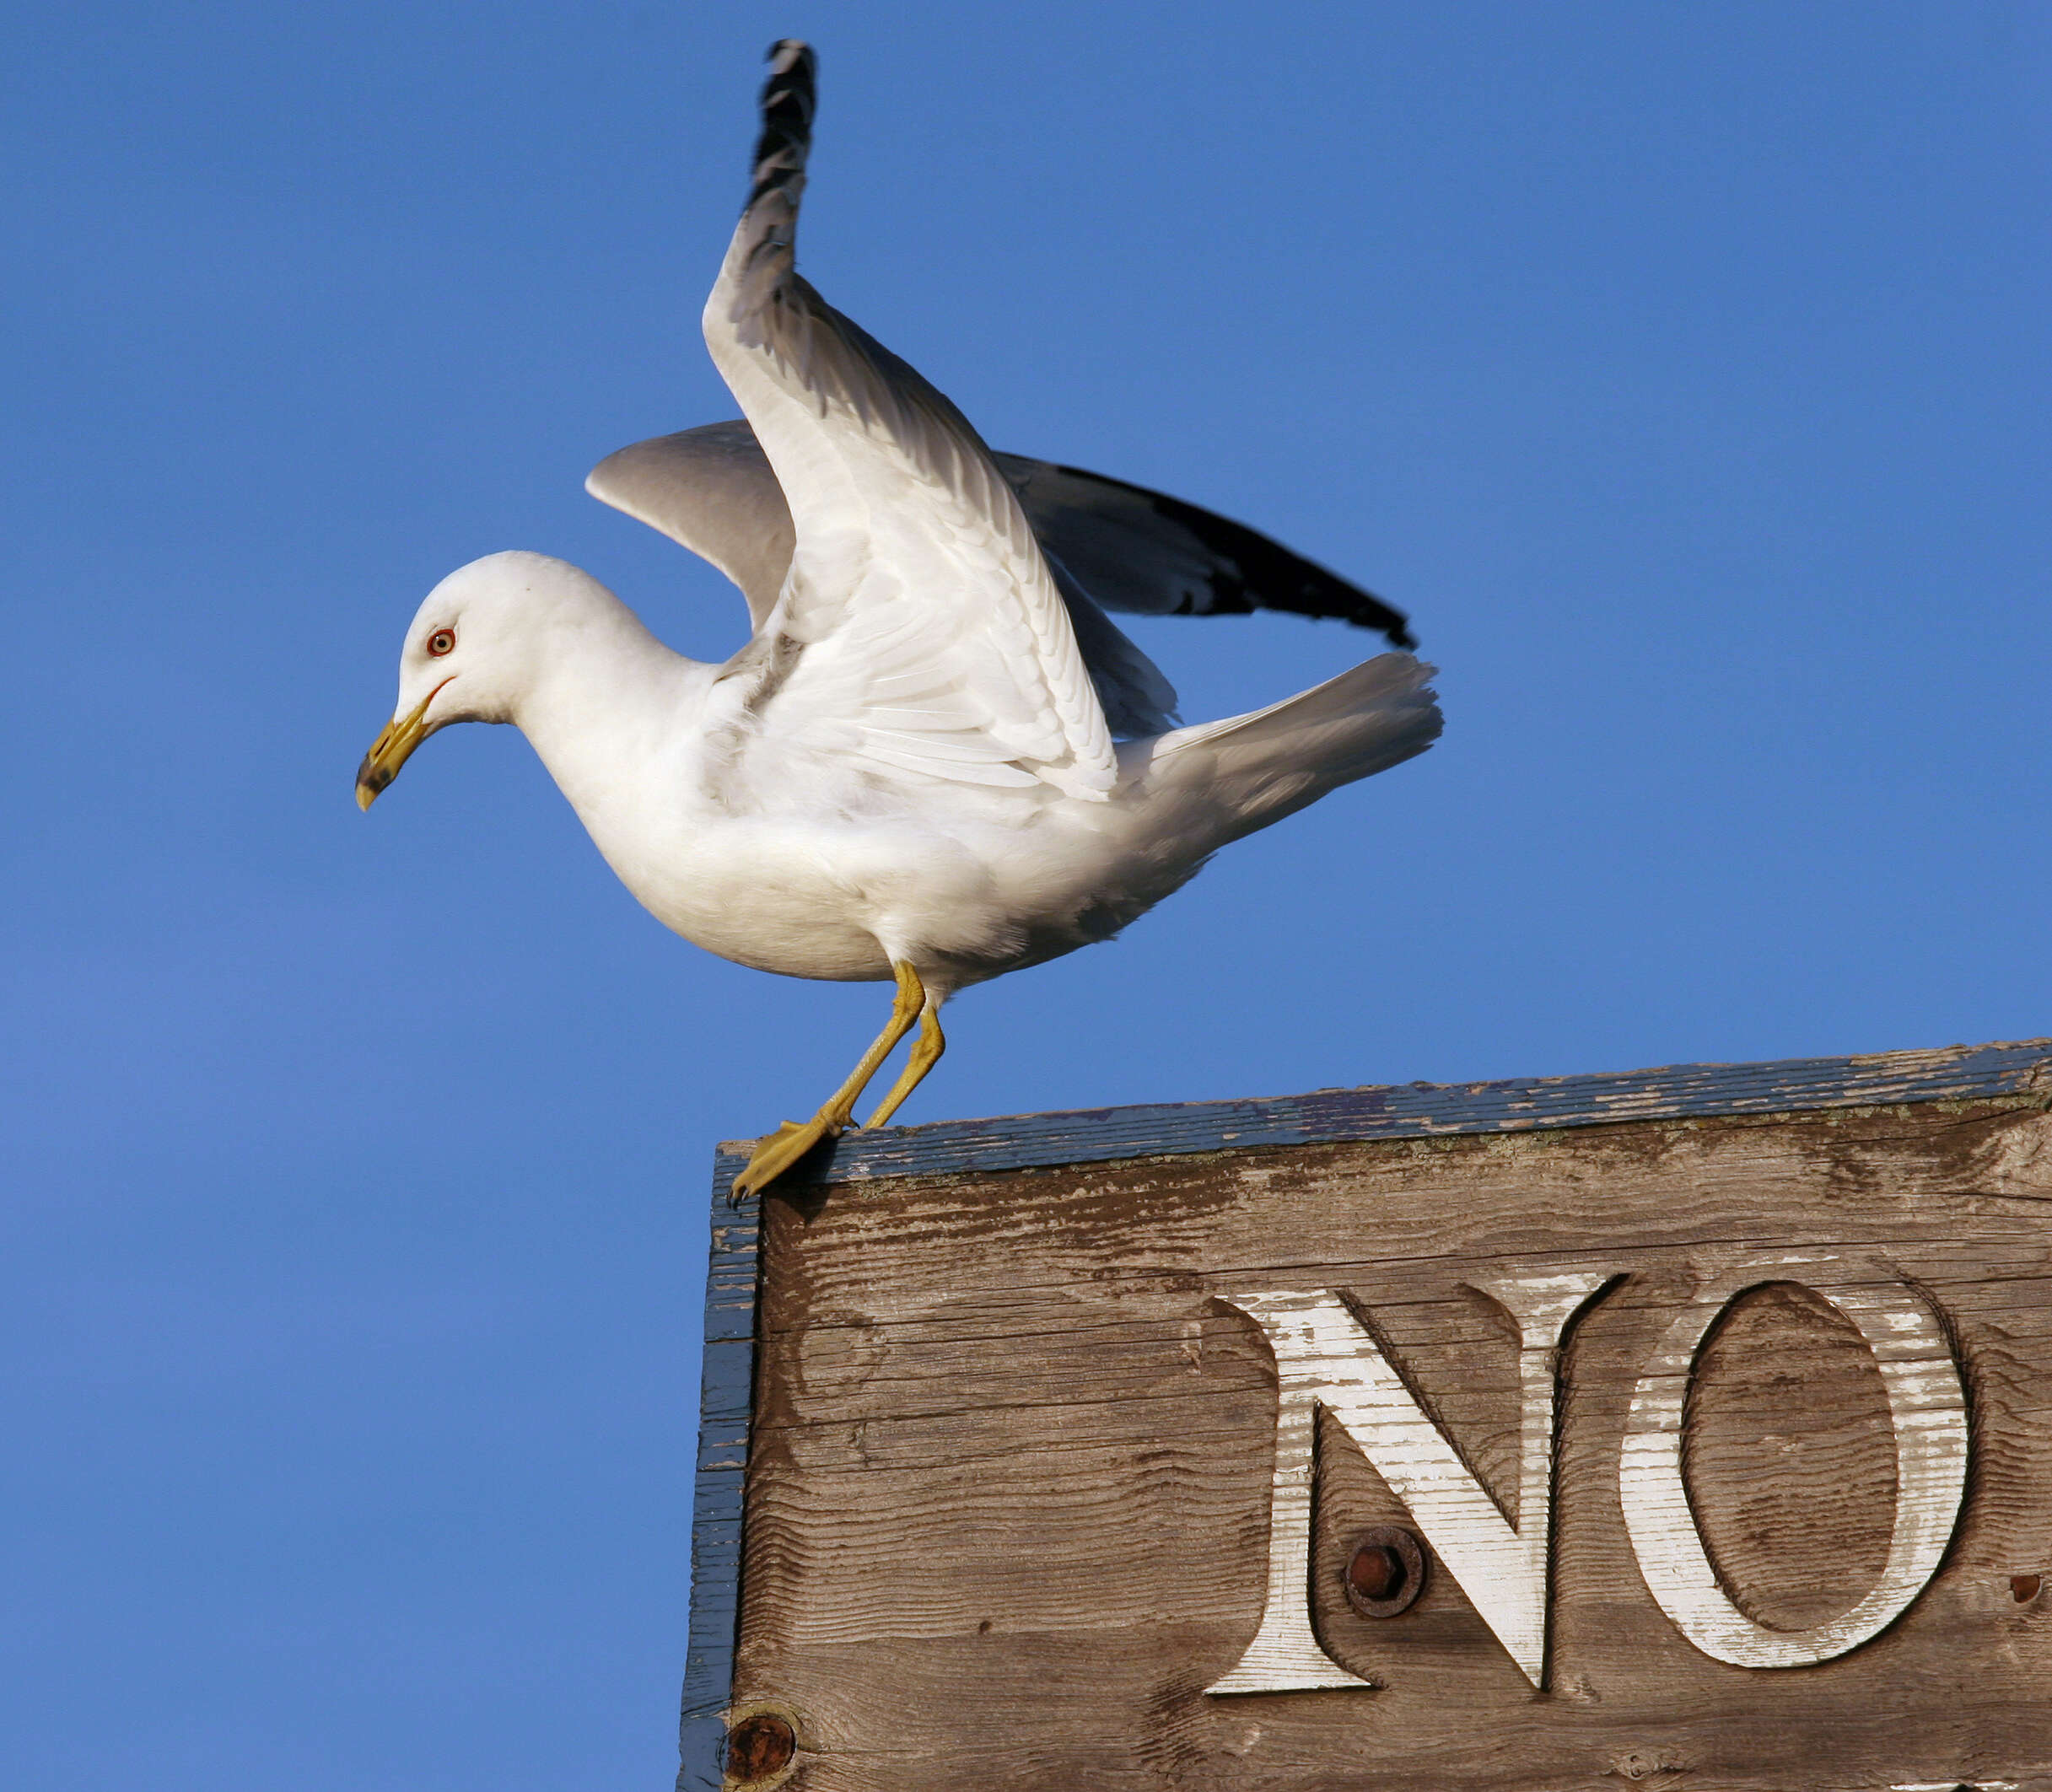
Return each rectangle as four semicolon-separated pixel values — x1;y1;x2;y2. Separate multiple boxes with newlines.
356;551;599;810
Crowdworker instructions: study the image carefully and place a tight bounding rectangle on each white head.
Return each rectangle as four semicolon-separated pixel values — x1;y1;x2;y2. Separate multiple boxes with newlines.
355;550;622;809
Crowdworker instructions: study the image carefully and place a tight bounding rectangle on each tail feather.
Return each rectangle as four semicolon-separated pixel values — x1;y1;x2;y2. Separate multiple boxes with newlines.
1124;654;1441;846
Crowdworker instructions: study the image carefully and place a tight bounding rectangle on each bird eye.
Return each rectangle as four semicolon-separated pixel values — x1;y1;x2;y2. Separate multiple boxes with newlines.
427;628;456;656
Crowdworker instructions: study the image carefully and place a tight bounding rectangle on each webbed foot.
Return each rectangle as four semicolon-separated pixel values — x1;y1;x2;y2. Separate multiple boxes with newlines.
730;1115;846;1200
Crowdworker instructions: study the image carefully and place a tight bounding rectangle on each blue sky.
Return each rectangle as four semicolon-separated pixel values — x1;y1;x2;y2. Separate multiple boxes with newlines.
5;3;2048;1787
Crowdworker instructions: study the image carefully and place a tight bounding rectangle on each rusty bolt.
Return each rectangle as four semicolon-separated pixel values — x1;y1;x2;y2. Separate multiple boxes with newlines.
725;1711;796;1785
1351;1544;1403;1601
1344;1525;1427;1618
2011;1574;2042;1604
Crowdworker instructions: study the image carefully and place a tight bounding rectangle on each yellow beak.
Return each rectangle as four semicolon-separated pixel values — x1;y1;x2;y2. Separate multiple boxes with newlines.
355;686;443;810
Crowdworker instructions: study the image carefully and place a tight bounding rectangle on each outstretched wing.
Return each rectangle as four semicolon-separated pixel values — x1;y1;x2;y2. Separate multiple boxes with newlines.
699;41;1115;799
589;423;1414;661
996;457;1417;649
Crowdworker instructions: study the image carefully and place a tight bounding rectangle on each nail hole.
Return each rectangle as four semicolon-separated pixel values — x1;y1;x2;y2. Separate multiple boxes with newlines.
2011;1574;2041;1603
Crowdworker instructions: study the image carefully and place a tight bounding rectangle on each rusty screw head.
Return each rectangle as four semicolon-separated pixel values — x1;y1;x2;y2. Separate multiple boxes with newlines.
725;1711;796;1786
1344;1525;1427;1618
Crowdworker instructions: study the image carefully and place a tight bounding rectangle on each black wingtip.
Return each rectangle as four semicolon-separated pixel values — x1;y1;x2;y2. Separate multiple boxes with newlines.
747;40;816;211
762;38;815;90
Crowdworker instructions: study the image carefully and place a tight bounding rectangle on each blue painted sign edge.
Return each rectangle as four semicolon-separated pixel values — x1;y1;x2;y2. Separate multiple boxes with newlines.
713;1036;2050;1189
677;1036;2049;1784
677;1187;762;1790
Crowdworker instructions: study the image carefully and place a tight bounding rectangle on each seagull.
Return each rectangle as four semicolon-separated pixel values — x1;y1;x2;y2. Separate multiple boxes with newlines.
357;40;1441;1197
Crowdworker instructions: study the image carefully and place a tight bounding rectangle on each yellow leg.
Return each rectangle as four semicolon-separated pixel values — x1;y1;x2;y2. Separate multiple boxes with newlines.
862;1001;945;1130
732;963;924;1198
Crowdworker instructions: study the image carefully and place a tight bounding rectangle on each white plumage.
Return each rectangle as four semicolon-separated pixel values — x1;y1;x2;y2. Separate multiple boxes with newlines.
358;41;1441;1194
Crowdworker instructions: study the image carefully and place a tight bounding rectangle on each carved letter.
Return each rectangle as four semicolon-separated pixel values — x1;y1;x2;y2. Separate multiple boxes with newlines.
1208;1274;1613;1695
1618;1252;1968;1668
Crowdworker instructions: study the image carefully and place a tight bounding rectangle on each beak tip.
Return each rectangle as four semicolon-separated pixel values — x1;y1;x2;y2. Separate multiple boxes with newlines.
358;687;440;810
354;753;384;812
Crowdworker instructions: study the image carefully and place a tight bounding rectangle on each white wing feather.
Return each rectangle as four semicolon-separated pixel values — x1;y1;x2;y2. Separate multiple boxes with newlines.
698;43;1115;801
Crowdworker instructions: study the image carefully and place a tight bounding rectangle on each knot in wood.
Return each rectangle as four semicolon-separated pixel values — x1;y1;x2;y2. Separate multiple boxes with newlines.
724;1710;796;1786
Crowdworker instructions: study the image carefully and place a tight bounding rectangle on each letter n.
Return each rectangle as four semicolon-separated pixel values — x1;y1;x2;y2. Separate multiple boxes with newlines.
1207;1275;1613;1695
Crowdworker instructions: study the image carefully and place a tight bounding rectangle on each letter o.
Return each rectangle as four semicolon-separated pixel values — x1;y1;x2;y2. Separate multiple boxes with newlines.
1618;1255;1968;1668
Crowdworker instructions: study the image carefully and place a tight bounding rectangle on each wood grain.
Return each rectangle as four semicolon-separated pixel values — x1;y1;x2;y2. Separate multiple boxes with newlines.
716;1037;2052;1190
1683;1283;1899;1633
690;1051;2052;1792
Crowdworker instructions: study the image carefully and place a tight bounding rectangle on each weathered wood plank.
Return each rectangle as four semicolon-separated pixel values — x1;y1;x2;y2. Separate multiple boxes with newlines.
715;1036;2052;1188
687;1043;2052;1790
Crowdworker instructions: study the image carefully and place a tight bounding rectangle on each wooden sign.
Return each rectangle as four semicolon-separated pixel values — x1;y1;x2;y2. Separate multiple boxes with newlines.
681;1041;2052;1792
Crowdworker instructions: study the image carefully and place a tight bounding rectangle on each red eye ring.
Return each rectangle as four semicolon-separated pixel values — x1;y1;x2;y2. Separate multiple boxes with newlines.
427;628;456;657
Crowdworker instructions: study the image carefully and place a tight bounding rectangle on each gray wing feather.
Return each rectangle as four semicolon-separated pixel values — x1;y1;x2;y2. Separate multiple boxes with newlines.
1045;557;1181;737
584;422;794;631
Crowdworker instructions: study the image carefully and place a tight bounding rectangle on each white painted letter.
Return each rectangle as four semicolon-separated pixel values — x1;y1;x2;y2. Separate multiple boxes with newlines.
1618;1253;1968;1668
1208;1274;1613;1695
